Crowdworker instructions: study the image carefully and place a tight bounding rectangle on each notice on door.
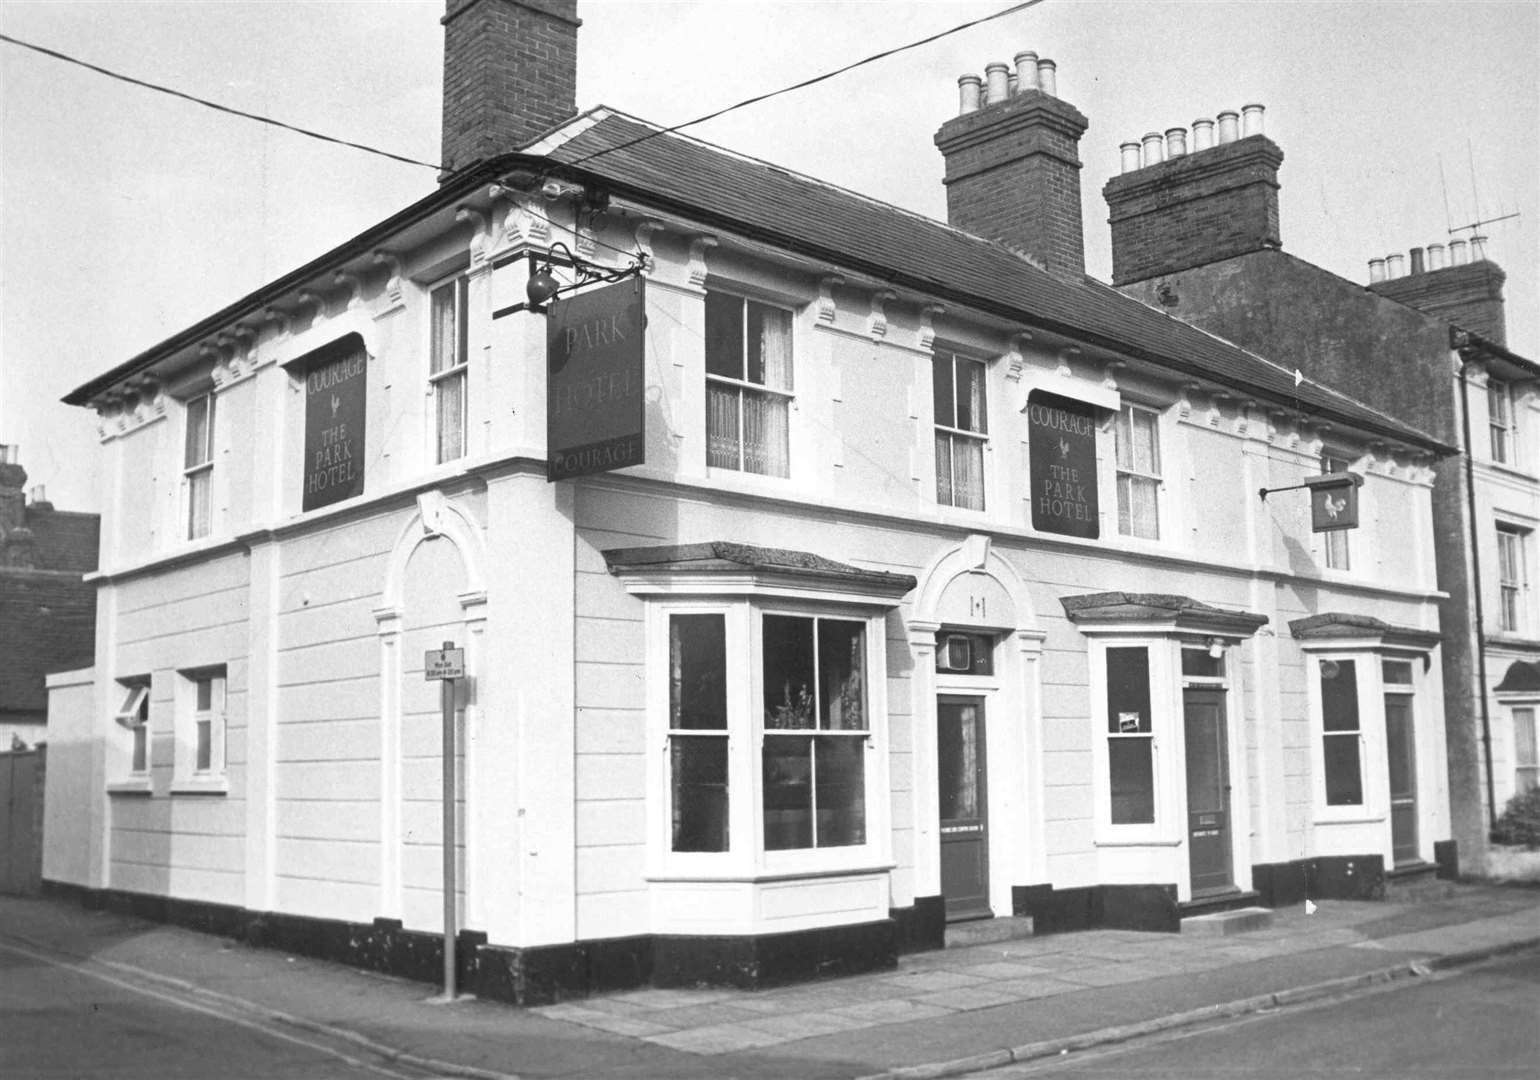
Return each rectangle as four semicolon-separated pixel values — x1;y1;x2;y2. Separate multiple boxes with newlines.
300;333;368;511
1027;389;1099;538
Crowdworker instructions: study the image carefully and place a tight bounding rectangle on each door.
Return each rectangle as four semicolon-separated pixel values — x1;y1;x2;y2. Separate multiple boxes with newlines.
938;696;989;921
1183;689;1233;896
1385;695;1419;865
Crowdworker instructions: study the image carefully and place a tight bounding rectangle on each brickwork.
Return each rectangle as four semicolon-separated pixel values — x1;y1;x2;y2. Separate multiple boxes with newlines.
1103;136;1284;286
1370;262;1507;345
934;91;1089;278
440;0;580;175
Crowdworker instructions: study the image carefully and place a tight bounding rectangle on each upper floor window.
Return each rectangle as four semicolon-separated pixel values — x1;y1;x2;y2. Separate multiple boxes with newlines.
1115;404;1161;540
184;392;215;539
705;292;792;477
1489;379;1514;465
933;352;987;510
1322;454;1352;570
1497;524;1531;634
430;277;469;464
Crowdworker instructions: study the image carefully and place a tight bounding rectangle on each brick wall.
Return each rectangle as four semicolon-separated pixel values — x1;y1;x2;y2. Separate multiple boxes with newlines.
440;0;580;175
1103;136;1284;286
1370;262;1507;345
934;91;1089;278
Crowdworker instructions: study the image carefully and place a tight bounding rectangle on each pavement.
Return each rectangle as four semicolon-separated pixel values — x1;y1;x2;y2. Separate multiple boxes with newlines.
3;884;1539;1080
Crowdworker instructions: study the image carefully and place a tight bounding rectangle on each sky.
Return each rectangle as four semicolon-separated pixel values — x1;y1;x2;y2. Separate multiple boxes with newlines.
2;0;1536;512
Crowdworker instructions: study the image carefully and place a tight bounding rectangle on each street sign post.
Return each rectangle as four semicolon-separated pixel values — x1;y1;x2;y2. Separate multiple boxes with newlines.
424;640;464;1000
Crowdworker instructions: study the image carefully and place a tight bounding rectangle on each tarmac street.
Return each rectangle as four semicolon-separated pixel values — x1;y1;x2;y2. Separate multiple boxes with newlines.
1;884;1538;1080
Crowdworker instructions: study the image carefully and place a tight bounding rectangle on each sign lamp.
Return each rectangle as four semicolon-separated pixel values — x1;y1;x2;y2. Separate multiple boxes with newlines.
525;242;646;314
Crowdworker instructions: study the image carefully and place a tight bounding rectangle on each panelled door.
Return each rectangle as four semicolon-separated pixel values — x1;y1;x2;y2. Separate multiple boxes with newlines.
1385;694;1419;865
1183;689;1233;896
938;696;989;921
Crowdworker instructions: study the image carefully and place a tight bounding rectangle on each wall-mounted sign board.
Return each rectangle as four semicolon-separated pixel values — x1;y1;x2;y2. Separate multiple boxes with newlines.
297;333;368;511
1027;389;1100;539
547;278;645;481
1303;472;1362;532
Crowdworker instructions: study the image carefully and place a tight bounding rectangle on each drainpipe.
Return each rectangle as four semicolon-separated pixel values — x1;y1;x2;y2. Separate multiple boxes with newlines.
1456;334;1499;831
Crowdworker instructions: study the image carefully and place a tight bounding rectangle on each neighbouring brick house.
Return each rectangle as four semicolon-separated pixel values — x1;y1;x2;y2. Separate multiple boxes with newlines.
0;445;100;749
1103;117;1540;873
43;1;1460;1003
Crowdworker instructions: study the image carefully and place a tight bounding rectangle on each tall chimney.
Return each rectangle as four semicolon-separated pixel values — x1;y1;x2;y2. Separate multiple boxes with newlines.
934;54;1090;278
440;0;581;176
1369;243;1508;344
1102;107;1283;286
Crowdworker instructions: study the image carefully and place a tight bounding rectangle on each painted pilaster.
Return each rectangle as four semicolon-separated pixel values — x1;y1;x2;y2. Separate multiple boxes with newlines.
906;619;942;899
242;538;280;911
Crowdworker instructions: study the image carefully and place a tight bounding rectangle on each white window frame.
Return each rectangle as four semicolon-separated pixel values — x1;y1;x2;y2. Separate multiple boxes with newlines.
183;391;215;540
172;668;228;795
644;597;889;882
1512;704;1539;797
1496;523;1531;635
932;350;989;511
108;680;152;795
1114;402;1163;541
1086;636;1183;846
429;274;470;465
703;290;795;478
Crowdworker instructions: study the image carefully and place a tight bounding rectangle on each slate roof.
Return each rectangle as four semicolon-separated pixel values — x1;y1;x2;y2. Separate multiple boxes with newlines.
0;569;97;718
543;110;1452;454
604;541;917;595
23;510;100;574
1287;612;1442;648
1495;660;1540;694
1059;592;1269;635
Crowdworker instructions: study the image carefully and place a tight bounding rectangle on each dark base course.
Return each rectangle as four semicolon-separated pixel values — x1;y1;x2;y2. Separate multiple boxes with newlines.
39;880;943;1005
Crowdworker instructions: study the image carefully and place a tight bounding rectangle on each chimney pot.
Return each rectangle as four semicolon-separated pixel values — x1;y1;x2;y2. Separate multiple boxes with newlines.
958;74;983;114
1409;247;1425;275
1427;243;1446;270
1369;257;1387;283
1007;72;1019;96
1141;131;1165;168
1192;118;1215;151
985;62;1011;104
1241;103;1265;138
1036;58;1057;97
1165;127;1188;158
1386;253;1406;279
1470;234;1488;261
1449;239;1468;265
1216;109;1239;144
1120;140;1143;174
1014;51;1039;92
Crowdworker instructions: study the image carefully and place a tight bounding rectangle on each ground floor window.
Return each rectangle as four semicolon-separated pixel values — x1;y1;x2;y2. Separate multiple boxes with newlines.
1515;706;1538;795
1320;658;1363;806
1106;645;1154;824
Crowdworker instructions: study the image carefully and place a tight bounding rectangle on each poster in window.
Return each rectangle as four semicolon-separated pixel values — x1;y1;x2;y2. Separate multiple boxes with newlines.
547;278;646;481
300;333;367;511
1027;389;1099;538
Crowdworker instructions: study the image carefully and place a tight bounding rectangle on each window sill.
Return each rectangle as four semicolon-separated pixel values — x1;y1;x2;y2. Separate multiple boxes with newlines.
647;860;894;885
170;777;229;796
1314;811;1385;826
1094;836;1183;848
107;779;153;796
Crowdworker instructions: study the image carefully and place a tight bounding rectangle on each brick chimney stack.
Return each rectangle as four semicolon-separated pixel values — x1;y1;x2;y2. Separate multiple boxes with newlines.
934;52;1090;279
1367;240;1507;345
0;445;35;569
440;0;581;177
1102;105;1283;286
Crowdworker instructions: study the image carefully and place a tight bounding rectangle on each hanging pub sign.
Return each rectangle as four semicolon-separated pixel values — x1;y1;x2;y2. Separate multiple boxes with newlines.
299;333;368;511
547;278;645;481
1027;389;1099;538
1302;471;1363;532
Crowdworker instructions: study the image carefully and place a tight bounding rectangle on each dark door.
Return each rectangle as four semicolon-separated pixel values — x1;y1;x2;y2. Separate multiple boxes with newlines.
1183;689;1232;896
938;696;989;921
1;750;44;896
1385;695;1419;865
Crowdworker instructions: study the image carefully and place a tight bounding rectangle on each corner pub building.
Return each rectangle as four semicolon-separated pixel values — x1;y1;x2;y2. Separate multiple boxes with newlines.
44;0;1458;1003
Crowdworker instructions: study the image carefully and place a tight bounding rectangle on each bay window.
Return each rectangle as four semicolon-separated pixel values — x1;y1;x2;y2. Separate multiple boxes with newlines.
705;291;793;477
669;614;729;852
1320;658;1363;806
1106;646;1155;824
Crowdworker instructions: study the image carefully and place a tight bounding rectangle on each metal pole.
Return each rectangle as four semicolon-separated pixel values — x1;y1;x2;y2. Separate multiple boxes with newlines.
441;639;457;999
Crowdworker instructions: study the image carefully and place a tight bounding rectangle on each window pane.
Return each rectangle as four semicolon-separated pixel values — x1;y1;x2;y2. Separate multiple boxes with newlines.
1114;407;1132;469
187;471;211;539
436;370;466;463
818;619;866;731
1132;409;1160;474
763;735;812;849
196;718;211;772
706;383;741;469
184;395;211;468
956;359;986;434
671;614;726;730
938;705;981;820
1324;732;1363;805
1128;476;1159;538
1320;659;1359;732
430;282;459;375
132;727;147;773
814;736;865;846
1106;647;1151;733
1515;708;1537;767
196;677;213;712
933;354;955;429
952;436;985;510
1181;648;1224;678
934;432;954;506
1109;737;1154;823
671;736;728;851
704;292;743;380
742;389;789;477
764;615;815;728
1382;660;1414;686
